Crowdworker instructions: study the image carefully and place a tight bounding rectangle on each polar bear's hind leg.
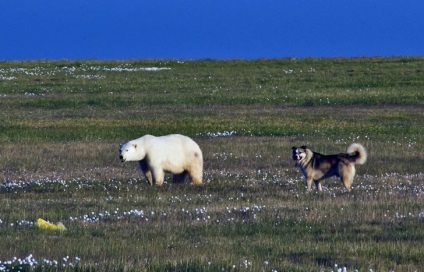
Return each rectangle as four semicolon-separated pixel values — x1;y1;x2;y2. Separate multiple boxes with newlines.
189;171;202;185
188;165;203;185
188;151;203;185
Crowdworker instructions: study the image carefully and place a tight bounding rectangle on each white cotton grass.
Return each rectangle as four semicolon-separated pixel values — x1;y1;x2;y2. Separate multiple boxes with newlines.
0;152;422;271
0;254;81;270
196;130;237;138
1;172;424;228
0;63;171;82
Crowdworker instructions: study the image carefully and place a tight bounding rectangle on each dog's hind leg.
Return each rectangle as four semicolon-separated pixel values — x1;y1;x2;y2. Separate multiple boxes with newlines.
314;180;323;191
341;165;355;192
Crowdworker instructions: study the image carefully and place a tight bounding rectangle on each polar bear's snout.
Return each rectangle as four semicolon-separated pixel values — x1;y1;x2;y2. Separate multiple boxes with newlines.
119;150;127;162
118;144;126;162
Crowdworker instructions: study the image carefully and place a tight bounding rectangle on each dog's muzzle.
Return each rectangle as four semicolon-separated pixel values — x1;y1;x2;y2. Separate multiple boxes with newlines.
292;148;302;162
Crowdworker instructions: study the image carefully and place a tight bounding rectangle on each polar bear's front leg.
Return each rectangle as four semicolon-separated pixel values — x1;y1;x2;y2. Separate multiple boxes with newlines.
151;168;165;186
138;160;153;185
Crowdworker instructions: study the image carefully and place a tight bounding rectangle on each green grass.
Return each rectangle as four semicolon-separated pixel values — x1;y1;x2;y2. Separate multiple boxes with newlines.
0;58;423;271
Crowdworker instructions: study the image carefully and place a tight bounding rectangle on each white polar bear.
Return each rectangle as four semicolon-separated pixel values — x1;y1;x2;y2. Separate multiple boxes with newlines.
119;134;203;186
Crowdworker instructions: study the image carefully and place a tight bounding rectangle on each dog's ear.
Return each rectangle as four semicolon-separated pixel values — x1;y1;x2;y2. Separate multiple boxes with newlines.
301;145;307;149
292;146;297;150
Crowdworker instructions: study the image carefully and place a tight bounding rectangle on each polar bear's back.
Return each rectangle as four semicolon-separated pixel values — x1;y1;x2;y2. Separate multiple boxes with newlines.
140;134;202;167
158;134;201;155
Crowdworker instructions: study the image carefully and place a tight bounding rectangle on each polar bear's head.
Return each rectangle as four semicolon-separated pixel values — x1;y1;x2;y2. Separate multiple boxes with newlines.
119;142;144;162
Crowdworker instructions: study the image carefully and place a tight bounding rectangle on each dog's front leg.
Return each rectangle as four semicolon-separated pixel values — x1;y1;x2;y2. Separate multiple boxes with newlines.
306;178;314;192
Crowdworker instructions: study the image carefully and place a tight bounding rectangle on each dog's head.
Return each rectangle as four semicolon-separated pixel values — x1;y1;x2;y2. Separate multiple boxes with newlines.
292;146;308;164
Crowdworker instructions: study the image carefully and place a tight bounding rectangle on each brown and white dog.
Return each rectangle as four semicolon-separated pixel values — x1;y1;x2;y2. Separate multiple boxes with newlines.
292;144;367;192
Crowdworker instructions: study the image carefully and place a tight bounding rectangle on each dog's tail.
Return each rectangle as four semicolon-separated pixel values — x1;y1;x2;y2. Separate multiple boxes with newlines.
347;143;367;165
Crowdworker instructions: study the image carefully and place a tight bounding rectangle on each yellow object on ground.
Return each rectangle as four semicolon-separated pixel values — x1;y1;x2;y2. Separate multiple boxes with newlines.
36;218;67;231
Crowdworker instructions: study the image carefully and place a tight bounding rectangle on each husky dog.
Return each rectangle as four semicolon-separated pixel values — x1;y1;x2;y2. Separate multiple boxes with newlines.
292;143;367;192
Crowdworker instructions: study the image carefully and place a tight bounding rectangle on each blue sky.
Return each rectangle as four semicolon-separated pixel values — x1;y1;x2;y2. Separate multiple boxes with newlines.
1;1;423;60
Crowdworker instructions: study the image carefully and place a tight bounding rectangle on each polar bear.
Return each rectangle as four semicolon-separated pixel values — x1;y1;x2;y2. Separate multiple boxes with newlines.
119;134;203;185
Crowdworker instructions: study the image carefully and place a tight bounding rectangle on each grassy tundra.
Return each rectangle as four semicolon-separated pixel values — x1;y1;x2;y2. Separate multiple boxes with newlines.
0;58;423;271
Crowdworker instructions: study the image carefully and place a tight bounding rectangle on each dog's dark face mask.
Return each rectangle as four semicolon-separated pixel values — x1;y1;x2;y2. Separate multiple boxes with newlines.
292;146;307;162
